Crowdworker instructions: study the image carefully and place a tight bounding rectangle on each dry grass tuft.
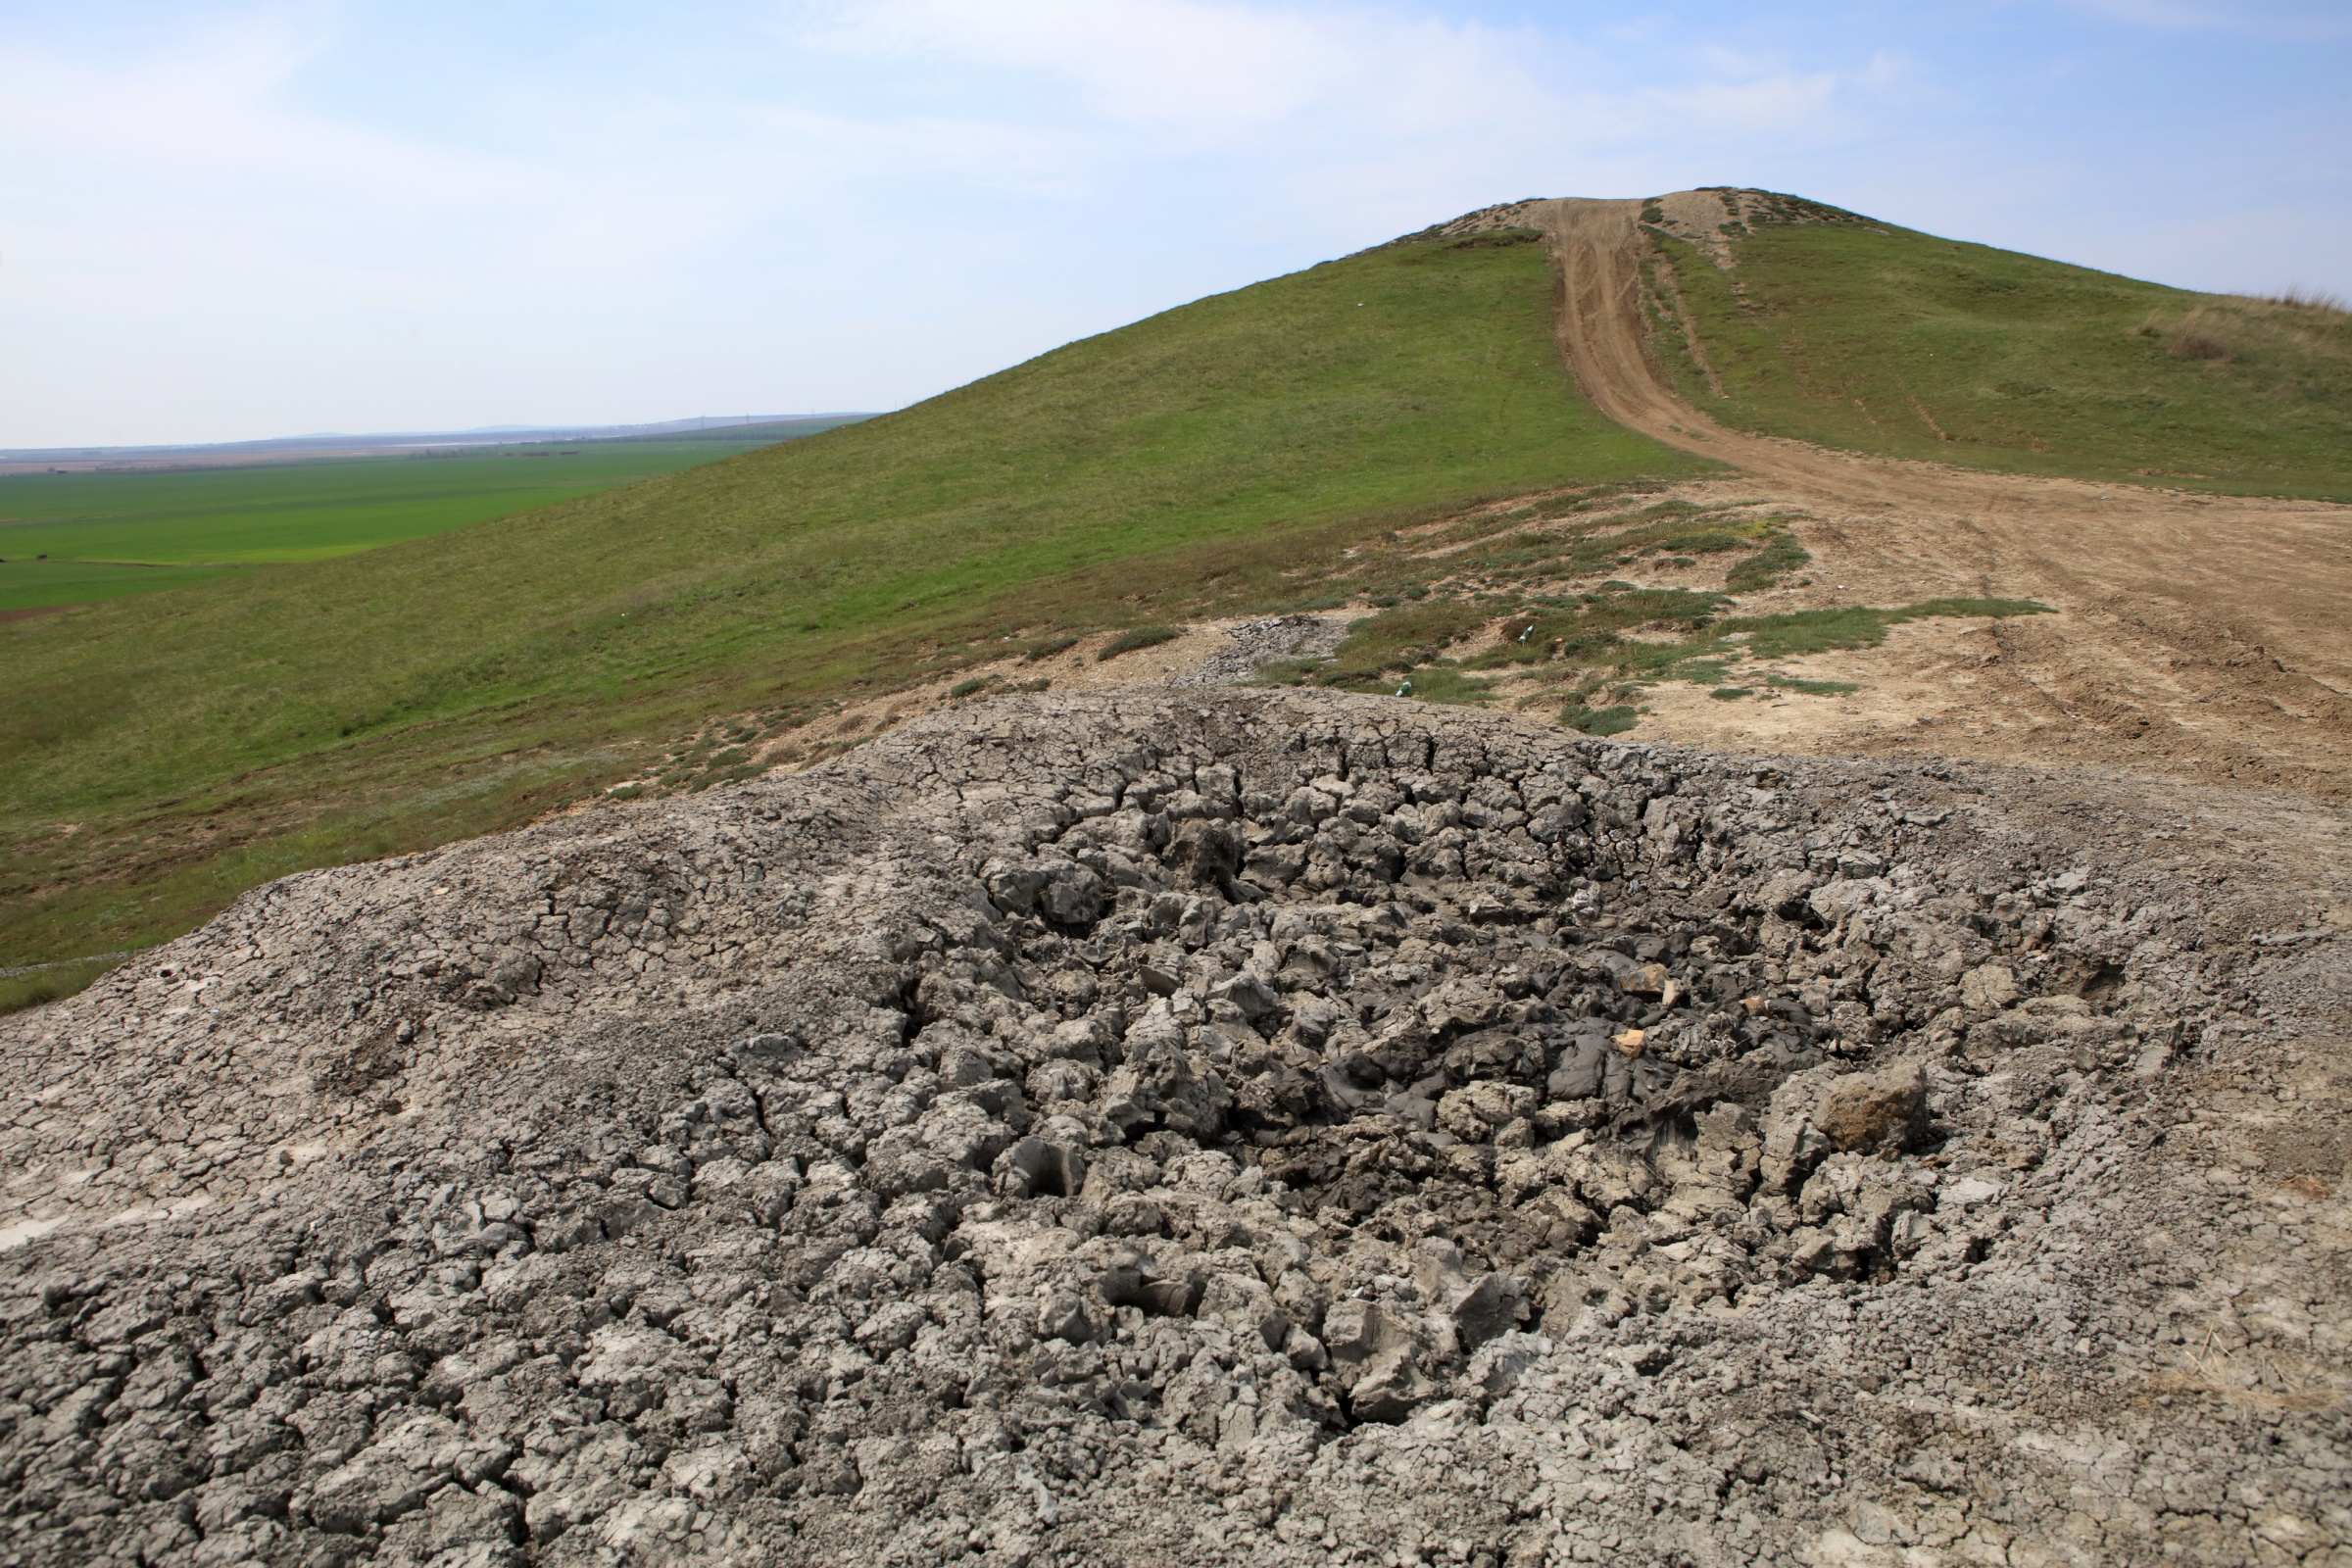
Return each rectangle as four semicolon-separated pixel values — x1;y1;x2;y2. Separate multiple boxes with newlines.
2166;307;2233;361
2256;285;2350;318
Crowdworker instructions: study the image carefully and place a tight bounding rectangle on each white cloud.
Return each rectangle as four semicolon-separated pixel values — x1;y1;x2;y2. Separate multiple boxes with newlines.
0;27;516;205
824;0;1553;140
2055;0;2352;38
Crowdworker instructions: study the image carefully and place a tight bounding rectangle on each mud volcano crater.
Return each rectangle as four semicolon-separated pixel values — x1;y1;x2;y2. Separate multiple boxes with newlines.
3;692;2343;1568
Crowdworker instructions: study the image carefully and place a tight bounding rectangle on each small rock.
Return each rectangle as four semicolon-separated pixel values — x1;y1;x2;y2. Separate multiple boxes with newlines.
1815;1062;1928;1152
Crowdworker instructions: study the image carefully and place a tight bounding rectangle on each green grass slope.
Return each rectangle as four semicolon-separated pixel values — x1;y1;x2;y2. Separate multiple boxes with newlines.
1645;215;2352;500
3;229;1711;977
0;435;848;612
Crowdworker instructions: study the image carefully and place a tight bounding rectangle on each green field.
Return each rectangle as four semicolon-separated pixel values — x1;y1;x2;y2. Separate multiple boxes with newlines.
2;230;1713;978
1646;219;2352;500
0;433;858;612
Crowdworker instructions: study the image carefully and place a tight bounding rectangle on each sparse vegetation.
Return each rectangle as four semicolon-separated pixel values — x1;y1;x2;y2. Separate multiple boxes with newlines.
1763;675;1862;696
1560;703;1640;735
0;957;121;1016
1262;566;2048;736
1724;529;1812;591
1099;625;1184;662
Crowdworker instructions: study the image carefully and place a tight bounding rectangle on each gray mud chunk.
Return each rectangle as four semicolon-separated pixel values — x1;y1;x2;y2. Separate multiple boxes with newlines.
1200;1271;1290;1352
532;1209;605;1253
855;1300;929;1355
306;1410;513;1533
571;1325;708;1421
995;1136;1088;1199
1101;1040;1229;1140
1467;1331;1550;1398
1348;1348;1437;1424
1036;1291;1096;1344
1546;1034;1609;1101
377;1482;524;1566
1322;1299;1415;1378
1447;1272;1529;1351
599;1194;664;1238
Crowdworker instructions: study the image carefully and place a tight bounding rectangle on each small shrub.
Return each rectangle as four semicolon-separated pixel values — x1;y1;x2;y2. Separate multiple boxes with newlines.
949;676;995;699
1717;607;1892;658
1560;703;1640;736
1397;666;1497;706
2166;306;2233;361
1099;624;1183;661
1249;658;1323;687
1882;597;2052;624
1764;676;1860;696
1313;601;1490;687
1025;635;1081;662
1725;531;1812;592
1710;686;1752;701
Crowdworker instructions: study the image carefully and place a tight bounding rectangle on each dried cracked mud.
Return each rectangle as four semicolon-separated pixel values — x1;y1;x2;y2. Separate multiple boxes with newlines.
3;689;2347;1568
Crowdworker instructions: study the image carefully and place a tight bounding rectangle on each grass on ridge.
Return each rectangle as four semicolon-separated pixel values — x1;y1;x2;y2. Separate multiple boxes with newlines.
1646;220;2352;501
0;957;123;1014
2;230;1713;983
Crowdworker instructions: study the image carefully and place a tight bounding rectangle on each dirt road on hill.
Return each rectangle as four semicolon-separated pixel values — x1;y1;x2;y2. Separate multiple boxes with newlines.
1532;196;2352;798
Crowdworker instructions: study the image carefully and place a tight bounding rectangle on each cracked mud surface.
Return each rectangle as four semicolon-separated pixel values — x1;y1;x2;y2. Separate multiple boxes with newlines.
2;690;2347;1568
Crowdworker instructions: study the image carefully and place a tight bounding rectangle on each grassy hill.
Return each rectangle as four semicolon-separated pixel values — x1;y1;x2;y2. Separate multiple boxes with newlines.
3;228;1710;987
1643;206;2352;500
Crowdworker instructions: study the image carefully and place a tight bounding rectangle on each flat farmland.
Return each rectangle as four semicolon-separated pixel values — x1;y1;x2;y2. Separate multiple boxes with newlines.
0;438;810;612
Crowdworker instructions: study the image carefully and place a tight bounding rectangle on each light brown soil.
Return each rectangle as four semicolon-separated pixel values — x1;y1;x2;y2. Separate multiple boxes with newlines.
1530;196;2352;798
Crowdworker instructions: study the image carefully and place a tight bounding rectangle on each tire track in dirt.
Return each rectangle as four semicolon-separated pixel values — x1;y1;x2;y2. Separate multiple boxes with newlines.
1532;195;2352;799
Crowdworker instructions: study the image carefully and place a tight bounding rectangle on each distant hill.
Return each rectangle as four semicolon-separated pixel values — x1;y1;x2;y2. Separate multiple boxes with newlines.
0;415;871;474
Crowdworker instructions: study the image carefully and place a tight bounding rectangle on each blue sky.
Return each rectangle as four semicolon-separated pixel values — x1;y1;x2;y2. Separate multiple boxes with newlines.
6;0;2348;446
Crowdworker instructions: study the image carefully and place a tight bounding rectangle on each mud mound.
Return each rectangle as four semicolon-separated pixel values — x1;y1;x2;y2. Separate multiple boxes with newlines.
2;691;2346;1568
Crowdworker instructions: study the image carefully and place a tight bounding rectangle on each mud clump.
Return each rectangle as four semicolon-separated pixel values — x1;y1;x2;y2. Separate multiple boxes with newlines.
1;690;2345;1568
